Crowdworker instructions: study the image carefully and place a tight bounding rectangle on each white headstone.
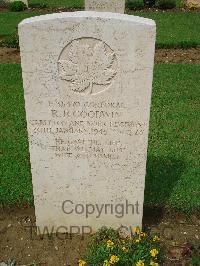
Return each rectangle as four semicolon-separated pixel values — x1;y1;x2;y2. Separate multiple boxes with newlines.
19;12;156;234
85;0;125;13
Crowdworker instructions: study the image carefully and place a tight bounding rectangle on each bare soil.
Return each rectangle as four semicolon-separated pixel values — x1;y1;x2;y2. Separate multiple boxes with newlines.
0;206;199;266
155;47;200;64
1;47;200;64
0;206;90;266
0;47;20;64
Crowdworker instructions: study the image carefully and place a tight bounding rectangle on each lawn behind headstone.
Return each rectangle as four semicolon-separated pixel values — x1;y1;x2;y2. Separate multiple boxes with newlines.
29;0;84;8
0;11;199;47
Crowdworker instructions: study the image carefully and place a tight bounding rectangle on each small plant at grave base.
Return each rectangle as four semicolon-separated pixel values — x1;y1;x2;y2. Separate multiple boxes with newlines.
29;2;49;9
182;241;200;266
155;0;176;9
144;0;156;7
126;0;145;10
0;259;16;266
177;0;186;8
0;0;8;8
9;1;27;11
0;260;40;266
78;226;164;265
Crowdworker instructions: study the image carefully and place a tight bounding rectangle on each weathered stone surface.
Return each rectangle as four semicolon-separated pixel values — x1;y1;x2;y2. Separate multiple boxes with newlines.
85;0;125;13
187;0;200;7
19;12;156;234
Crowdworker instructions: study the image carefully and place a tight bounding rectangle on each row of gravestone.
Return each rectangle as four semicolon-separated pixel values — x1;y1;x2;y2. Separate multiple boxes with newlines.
5;0;126;12
18;2;156;234
5;0;200;9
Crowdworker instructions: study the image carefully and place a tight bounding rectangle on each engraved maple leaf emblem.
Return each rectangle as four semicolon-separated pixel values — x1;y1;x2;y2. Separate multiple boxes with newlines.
58;39;117;94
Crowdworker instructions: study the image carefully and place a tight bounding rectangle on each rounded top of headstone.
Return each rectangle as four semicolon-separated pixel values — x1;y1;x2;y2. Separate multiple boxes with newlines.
18;11;156;28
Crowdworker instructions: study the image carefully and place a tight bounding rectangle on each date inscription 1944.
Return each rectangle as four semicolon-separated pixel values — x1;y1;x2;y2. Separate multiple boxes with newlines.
29;99;146;161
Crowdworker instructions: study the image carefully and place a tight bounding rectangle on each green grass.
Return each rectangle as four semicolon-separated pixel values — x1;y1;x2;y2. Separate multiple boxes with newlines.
132;11;200;48
0;11;200;47
146;64;200;212
0;64;33;204
29;0;84;8
0;64;199;212
0;11;46;37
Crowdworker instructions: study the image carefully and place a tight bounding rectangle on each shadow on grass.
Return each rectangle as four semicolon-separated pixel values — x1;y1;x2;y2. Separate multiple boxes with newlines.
143;155;186;224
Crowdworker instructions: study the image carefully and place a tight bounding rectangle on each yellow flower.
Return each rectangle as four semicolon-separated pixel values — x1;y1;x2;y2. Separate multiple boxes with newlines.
135;237;141;243
140;232;147;237
136;259;145;266
103;259;110;266
153;236;160;242
109;255;119;264
133;226;140;234
78;259;86;266
107;240;115;248
122;246;128;252
150;261;159;266
150;249;159;257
